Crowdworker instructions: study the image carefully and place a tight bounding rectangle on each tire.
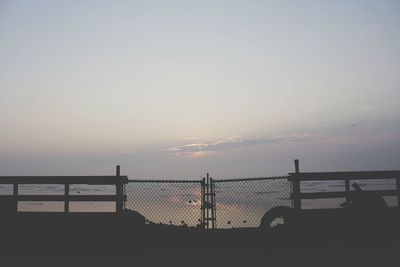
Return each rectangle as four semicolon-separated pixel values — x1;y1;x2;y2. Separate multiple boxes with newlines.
259;206;294;229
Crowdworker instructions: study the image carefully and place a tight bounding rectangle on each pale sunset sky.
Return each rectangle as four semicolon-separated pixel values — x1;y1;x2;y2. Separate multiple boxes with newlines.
0;0;399;178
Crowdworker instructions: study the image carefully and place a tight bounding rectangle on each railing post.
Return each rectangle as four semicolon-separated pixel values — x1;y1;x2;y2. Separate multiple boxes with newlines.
116;165;123;214
201;178;206;229
210;177;216;229
64;184;69;212
116;165;120;177
206;173;209;229
292;159;301;211
344;178;350;208
397;177;400;208
13;183;18;212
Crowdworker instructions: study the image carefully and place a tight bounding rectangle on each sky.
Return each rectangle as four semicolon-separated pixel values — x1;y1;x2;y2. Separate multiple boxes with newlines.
0;0;399;179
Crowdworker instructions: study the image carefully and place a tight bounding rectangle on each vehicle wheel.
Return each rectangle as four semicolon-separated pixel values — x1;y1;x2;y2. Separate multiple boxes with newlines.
259;206;294;229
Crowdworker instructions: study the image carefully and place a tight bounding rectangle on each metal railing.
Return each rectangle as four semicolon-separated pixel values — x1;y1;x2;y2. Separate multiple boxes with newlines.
290;159;400;211
0;166;128;213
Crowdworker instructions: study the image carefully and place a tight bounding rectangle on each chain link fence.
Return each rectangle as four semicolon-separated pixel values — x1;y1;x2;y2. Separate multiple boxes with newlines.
125;176;292;229
125;180;202;227
213;177;292;228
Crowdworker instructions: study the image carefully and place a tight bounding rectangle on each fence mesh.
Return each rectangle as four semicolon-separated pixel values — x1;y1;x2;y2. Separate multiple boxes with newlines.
125;180;202;227
125;177;292;229
213;177;292;228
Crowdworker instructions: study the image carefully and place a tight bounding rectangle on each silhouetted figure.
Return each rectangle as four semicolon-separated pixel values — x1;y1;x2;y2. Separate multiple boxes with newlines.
348;183;388;210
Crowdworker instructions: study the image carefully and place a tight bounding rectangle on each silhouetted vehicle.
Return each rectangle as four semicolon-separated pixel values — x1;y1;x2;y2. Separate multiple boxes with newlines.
259;182;389;229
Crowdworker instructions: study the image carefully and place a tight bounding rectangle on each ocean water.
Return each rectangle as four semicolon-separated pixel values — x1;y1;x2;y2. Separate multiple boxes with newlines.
301;179;397;209
0;184;117;212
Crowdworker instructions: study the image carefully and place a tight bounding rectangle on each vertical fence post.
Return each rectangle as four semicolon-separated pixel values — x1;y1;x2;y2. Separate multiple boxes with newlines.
116;165;120;177
201;177;206;229
344;178;350;208
206;173;209;229
292;159;301;211
13;183;18;195
210;177;216;229
397;177;400;208
13;183;18;212
116;165;123;214
64;184;69;212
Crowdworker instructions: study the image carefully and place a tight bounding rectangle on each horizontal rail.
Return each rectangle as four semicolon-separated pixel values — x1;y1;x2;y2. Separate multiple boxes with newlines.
293;190;398;199
0;195;127;202
128;179;201;183
0;176;128;185
213;176;289;182
288;171;400;181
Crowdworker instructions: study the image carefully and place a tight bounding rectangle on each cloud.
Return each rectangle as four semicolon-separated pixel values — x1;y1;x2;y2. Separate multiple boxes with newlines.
164;132;317;154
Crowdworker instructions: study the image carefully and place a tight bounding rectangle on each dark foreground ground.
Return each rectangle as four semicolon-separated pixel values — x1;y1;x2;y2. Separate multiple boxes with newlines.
1;210;399;267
